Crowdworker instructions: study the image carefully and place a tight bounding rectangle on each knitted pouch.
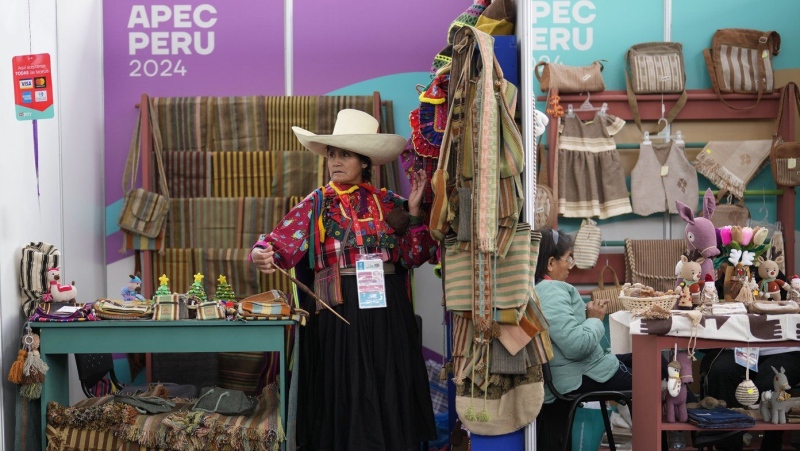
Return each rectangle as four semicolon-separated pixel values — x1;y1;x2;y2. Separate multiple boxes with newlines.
573;218;602;269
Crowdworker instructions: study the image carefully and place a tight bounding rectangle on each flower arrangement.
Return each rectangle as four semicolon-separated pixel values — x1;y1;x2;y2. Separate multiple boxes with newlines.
714;225;770;269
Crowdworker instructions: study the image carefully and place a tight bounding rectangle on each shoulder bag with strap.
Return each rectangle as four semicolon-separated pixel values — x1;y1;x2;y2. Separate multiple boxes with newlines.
625;42;688;133
117;96;170;242
770;82;800;187
703;29;781;110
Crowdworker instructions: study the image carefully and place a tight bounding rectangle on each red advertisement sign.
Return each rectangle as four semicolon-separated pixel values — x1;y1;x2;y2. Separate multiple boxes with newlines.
12;53;54;120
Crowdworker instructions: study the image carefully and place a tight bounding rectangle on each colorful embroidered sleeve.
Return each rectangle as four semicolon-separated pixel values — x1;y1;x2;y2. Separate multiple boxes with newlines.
259;195;314;270
387;191;438;268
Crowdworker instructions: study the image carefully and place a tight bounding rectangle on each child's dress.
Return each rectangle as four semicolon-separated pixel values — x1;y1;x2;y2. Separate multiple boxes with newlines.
558;113;632;219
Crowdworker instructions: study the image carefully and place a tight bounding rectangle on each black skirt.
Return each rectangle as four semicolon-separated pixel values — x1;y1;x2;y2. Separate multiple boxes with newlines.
297;271;436;451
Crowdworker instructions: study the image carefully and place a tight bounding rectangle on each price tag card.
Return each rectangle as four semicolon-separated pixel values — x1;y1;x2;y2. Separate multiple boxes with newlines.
12;53;54;120
735;347;759;372
355;254;387;309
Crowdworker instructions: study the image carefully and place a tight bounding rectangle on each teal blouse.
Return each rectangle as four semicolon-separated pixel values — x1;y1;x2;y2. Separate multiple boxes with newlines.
535;279;620;403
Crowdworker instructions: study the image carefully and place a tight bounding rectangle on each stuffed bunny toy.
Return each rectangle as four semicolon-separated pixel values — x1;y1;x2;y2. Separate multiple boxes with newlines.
676;189;720;282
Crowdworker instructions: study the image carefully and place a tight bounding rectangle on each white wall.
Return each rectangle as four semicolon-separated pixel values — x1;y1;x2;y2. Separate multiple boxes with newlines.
1;1;105;448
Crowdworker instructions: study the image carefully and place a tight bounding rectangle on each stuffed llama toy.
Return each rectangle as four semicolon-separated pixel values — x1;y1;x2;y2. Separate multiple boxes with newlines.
45;267;77;303
676;189;720;282
757;256;786;301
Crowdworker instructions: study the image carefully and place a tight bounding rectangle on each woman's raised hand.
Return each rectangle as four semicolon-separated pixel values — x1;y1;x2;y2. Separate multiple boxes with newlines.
586;299;608;320
408;169;427;217
251;245;276;274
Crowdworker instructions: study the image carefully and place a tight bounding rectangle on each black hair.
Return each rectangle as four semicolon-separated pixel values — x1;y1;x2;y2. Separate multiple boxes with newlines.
359;154;372;182
534;228;574;284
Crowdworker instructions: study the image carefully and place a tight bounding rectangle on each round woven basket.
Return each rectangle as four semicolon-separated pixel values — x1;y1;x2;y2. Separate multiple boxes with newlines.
619;294;677;312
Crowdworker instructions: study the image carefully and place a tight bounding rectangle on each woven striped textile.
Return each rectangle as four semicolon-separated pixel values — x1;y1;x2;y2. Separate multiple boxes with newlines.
200;248;261;299
239;197;301;247
218;352;267;396
259;271;294;301
270;151;325;197
211;96;270;152
211;151;273;198
191;198;241;248
152;97;215;152
164;199;193;248
264;97;313;151
162;151;211;198
152;248;203;295
624;238;686;292
45;425;130;451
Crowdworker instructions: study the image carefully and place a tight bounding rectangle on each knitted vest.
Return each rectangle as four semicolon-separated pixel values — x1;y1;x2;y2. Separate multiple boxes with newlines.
632;141;698;216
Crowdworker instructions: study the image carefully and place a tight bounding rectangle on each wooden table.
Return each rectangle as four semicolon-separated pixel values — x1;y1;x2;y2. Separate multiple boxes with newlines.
32;320;294;451
632;333;800;450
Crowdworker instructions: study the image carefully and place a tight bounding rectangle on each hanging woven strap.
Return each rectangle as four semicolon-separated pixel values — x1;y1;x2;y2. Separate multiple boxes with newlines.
121;96;170;200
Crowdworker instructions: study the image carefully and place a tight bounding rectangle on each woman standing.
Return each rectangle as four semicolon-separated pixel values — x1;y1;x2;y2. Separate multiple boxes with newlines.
251;109;437;450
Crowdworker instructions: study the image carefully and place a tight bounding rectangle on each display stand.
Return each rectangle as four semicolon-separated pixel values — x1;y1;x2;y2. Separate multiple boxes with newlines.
33;320;292;451
541;87;798;284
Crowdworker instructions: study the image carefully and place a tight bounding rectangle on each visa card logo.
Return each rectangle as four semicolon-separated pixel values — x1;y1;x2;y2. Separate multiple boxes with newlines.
22;91;33;103
19;79;33;89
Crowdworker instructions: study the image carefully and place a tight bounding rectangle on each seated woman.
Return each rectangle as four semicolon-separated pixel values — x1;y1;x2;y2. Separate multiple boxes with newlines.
534;228;632;449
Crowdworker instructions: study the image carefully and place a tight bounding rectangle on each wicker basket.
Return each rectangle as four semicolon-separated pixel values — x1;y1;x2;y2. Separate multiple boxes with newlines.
619;294;678;312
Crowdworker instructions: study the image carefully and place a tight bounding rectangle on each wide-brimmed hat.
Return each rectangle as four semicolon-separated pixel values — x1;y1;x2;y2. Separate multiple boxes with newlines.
292;109;406;166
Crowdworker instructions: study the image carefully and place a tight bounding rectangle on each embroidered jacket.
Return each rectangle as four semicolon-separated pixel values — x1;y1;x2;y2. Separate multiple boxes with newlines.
254;182;436;271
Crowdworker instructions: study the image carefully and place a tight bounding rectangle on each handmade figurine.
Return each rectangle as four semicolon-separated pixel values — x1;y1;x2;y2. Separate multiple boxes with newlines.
760;366;800;424
757;256;786;301
786;275;800;303
700;274;718;311
676;189;720;282
121;272;146;301
663;350;692;423
45;267;77;303
676;256;702;308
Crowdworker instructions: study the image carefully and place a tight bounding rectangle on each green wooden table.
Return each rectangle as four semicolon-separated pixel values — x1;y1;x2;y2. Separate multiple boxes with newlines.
32;320;293;451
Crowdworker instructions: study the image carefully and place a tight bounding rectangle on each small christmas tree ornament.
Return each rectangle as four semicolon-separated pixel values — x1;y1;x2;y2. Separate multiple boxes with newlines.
215;275;236;308
186;273;207;303
736;347;760;407
155;273;172;296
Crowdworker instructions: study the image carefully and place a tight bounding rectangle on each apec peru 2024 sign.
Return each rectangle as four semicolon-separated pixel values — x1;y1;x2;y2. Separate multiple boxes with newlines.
13;53;54;120
126;4;217;78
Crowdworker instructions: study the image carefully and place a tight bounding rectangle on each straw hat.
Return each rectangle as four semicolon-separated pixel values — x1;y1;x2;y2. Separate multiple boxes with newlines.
292;109;406;166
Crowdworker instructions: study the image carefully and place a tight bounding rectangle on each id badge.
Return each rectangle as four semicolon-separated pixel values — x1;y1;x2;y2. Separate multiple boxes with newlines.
355;253;388;309
734;347;759;372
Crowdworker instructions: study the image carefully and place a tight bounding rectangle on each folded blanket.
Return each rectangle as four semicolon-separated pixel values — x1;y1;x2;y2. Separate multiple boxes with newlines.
687;407;755;429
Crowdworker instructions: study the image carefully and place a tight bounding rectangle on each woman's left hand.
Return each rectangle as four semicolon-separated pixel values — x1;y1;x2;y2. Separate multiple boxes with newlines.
408;169;427;217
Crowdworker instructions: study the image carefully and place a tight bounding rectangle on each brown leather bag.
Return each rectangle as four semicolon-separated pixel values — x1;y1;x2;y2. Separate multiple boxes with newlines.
534;60;605;93
770;82;800;187
703;29;781;110
710;189;750;228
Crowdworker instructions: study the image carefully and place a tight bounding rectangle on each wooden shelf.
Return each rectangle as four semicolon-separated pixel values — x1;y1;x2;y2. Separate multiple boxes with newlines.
542;86;797;276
